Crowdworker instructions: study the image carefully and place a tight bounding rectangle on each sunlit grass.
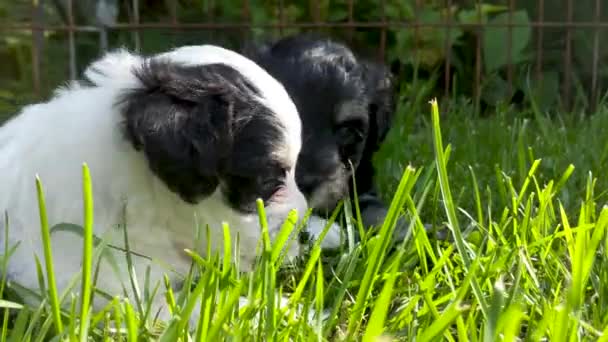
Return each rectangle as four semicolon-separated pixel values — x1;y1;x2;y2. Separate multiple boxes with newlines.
2;99;608;340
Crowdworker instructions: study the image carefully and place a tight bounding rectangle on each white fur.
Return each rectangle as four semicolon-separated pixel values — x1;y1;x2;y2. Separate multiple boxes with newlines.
305;216;343;250
0;45;308;324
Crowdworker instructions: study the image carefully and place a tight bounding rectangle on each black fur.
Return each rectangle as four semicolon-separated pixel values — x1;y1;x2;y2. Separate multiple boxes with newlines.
119;59;287;213
243;34;396;234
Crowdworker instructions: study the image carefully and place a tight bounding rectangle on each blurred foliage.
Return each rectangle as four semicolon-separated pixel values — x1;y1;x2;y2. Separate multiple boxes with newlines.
1;0;607;121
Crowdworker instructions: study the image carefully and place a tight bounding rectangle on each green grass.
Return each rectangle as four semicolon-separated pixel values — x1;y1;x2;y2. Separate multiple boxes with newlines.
2;97;608;341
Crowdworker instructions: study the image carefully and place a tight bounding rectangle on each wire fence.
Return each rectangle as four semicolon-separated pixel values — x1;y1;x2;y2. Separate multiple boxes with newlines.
0;0;606;113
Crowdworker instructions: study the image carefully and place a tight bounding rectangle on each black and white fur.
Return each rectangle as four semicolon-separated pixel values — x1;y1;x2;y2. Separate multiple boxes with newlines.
0;45;314;322
244;34;403;247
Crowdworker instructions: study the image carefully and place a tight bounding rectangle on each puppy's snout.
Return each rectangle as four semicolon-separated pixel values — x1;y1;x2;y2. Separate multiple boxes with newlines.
298;181;315;198
295;168;317;197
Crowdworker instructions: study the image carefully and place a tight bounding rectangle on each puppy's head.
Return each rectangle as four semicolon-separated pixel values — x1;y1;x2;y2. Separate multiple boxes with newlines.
244;35;394;214
88;45;307;262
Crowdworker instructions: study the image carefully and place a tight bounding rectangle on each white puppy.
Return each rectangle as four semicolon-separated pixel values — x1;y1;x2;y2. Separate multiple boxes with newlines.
0;45;320;324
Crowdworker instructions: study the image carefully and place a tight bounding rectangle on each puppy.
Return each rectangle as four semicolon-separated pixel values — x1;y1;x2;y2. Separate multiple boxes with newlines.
0;45;309;323
244;34;411;248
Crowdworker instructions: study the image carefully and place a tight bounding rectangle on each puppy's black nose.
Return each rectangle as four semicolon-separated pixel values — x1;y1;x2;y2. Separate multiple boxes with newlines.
298;230;311;244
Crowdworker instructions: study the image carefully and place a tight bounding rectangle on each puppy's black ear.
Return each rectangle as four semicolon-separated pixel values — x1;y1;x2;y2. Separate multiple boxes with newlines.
361;61;395;149
119;59;258;203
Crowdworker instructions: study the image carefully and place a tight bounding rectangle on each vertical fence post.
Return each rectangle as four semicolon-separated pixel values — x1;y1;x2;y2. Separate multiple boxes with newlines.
563;0;573;110
444;0;453;102
207;0;216;40
413;0;421;92
378;0;387;62
347;0;354;43
31;0;44;98
535;0;544;86
169;0;178;46
241;0;251;42
310;0;320;24
506;0;515;100
591;0;601;110
67;0;76;80
474;0;483;114
277;0;285;37
132;0;141;52
310;0;321;35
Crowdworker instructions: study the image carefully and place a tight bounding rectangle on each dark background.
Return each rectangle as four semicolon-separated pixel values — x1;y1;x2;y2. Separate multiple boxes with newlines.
1;0;607;122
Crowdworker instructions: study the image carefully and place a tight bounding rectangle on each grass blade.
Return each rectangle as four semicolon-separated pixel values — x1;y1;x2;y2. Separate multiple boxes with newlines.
123;300;138;341
428;98;489;318
0;299;23;310
362;249;403;342
346;164;417;337
417;301;467;342
78;163;94;342
35;175;64;335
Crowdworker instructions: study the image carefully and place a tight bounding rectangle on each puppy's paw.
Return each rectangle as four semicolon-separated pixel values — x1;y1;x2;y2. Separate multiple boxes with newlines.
302;215;343;250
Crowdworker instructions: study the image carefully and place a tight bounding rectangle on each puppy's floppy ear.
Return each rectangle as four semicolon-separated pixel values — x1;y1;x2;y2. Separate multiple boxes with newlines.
361;60;395;149
119;59;257;203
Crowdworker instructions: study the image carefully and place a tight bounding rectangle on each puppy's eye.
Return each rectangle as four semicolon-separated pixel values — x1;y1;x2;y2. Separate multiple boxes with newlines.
263;178;283;190
259;166;289;201
336;124;364;146
258;177;279;197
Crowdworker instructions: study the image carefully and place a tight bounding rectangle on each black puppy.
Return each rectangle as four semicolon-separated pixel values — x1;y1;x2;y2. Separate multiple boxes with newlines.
244;34;420;247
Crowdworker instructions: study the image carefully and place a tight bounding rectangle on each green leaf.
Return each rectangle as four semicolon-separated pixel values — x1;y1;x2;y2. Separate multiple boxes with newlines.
458;4;508;25
483;10;531;72
527;71;560;111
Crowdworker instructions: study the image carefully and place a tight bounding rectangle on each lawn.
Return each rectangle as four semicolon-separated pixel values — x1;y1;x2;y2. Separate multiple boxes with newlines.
2;94;608;341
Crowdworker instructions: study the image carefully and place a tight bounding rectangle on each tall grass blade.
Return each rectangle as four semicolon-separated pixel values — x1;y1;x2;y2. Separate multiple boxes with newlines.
35;175;64;335
119;205;144;316
346;165;417;337
362;249;403;342
6;305;29;342
0;212;11;299
417;301;467;342
270;209;299;265
123;300;138;341
78;163;94;342
428;99;489;318
314;258;324;337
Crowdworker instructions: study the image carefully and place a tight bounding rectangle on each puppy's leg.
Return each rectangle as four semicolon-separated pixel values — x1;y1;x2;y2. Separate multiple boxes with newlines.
301;215;343;250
